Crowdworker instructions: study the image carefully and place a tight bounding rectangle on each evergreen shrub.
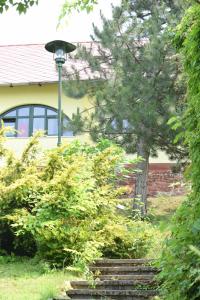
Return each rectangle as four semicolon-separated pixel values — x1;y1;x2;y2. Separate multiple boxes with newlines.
0;129;158;269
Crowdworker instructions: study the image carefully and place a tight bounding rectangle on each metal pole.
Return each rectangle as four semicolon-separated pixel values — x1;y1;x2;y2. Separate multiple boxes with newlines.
57;63;62;147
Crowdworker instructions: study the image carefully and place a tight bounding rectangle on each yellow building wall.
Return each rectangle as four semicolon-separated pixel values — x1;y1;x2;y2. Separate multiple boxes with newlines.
0;83;90;117
0;83;92;156
0;83;174;163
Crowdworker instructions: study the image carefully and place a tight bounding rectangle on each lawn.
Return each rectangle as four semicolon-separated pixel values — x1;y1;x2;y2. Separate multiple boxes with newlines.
0;256;79;300
121;194;184;231
147;195;184;231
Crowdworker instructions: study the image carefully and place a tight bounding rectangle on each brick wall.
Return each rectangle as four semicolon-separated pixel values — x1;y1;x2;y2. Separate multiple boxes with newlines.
121;163;185;197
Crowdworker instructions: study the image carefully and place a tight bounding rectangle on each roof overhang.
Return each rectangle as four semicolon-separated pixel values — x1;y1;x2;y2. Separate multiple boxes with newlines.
0;81;58;87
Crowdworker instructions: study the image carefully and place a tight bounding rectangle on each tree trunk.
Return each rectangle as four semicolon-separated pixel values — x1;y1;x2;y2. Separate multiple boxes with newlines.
133;138;150;216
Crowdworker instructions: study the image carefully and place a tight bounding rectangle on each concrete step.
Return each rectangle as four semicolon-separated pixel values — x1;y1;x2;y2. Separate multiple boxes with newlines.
93;259;154;267
89;266;158;275
55;298;155;300
54;296;157;300
95;274;156;281
70;279;157;290
54;259;159;300
52;297;69;300
67;289;158;299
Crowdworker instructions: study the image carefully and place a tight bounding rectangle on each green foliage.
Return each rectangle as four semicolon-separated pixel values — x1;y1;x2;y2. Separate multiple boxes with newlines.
159;3;200;299
0;129;157;270
59;0;98;18
101;219;157;259
0;0;38;14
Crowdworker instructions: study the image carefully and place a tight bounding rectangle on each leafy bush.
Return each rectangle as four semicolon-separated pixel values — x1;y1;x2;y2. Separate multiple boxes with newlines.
0;128;157;269
159;4;200;300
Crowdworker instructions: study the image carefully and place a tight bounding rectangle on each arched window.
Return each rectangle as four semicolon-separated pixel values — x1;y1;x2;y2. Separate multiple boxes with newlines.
0;105;73;137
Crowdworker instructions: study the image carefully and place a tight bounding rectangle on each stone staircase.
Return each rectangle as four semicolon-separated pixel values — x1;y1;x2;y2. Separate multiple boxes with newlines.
54;258;159;300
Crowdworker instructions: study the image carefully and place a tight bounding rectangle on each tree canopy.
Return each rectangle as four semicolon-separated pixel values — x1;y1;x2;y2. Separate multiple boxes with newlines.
0;0;98;14
0;0;38;13
60;0;98;17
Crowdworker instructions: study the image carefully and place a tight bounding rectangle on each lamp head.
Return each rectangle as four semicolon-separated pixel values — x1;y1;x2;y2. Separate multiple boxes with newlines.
45;40;76;64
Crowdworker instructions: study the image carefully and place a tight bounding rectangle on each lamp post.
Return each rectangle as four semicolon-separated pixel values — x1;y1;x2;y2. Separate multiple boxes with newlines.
45;40;76;146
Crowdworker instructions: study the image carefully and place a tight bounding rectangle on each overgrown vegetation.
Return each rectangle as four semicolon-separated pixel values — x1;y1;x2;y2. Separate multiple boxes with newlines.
0;194;184;300
0;128;159;271
159;3;200;299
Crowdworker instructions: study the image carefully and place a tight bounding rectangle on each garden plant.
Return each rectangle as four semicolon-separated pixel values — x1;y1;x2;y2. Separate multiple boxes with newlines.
0;128;159;272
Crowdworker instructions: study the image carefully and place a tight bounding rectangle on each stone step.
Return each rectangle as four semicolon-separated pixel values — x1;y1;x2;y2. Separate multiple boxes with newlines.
89;266;158;275
54;295;158;300
52;297;69;300
70;279;157;290
67;289;158;299
95;274;156;281
53;259;159;300
54;298;155;300
93;259;154;267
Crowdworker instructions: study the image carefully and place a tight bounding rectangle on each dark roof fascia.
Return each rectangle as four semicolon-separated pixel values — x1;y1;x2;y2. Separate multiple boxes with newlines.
0;81;58;87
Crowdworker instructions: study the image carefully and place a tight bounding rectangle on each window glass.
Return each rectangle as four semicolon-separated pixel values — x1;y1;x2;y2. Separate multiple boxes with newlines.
0;105;73;137
63;118;73;137
18;107;29;117
34;107;45;116
111;119;117;129
123;119;129;129
18;119;29;137
33;118;45;133
63;129;73;137
48;118;58;135
4;110;17;117
3;119;15;137
47;109;57;116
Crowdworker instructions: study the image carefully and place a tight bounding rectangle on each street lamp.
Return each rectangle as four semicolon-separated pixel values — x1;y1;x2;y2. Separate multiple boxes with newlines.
45;40;76;146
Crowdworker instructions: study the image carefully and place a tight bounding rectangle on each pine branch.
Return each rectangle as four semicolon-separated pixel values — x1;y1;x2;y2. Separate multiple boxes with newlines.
115;18;141;64
136;12;151;20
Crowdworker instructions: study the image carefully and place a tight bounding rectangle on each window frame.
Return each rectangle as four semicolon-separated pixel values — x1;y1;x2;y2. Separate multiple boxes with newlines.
0;104;73;137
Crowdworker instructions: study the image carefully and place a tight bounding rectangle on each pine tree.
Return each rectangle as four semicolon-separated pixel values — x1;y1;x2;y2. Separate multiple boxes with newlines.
64;0;186;215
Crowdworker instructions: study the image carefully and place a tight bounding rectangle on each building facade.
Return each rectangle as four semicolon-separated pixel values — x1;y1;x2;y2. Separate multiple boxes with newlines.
0;43;92;155
0;43;184;195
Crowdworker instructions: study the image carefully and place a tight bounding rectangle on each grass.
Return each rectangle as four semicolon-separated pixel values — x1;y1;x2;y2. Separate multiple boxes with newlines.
0;256;79;300
147;195;185;231
145;195;185;259
121;194;184;231
117;194;185;259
